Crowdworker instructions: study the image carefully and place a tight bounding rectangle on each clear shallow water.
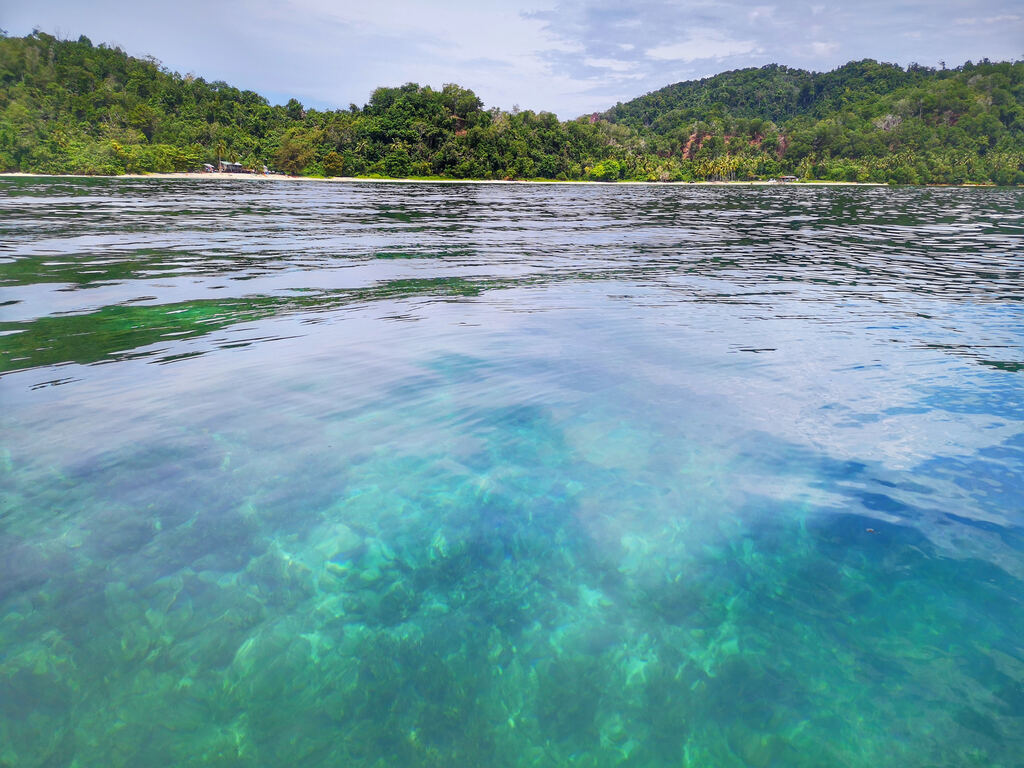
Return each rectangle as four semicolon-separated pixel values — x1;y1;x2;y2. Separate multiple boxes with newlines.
1;177;1022;767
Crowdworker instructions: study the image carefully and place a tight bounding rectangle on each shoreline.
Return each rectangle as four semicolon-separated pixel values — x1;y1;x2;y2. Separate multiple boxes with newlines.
0;172;1001;188
0;172;904;187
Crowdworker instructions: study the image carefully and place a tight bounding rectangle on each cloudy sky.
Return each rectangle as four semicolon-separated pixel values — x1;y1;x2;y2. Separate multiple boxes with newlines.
6;1;1023;117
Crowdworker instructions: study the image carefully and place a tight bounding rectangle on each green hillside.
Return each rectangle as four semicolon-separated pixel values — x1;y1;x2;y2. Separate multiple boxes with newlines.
604;60;931;126
1;31;1021;184
604;59;1024;184
0;32;640;180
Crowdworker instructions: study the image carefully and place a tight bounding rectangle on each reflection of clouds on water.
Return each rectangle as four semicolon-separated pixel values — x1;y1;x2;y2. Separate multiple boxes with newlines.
0;178;1022;766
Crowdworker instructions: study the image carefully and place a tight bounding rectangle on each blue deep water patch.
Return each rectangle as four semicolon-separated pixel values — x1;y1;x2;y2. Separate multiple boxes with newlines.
0;178;1023;767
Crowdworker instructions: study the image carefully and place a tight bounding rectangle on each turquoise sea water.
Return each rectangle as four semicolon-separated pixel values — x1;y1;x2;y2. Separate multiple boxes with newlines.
1;178;1022;767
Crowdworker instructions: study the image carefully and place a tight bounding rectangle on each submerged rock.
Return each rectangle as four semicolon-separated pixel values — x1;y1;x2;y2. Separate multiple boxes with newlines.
313;521;364;564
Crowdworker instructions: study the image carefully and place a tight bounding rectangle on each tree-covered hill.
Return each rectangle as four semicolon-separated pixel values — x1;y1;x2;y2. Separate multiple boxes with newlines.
0;31;640;180
604;60;935;126
604;59;1024;184
1;31;1021;184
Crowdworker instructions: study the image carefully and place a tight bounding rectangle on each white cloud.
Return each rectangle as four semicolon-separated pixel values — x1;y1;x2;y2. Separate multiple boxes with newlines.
747;5;776;22
583;57;636;71
810;40;839;55
647;34;759;61
260;0;593;115
953;14;1021;25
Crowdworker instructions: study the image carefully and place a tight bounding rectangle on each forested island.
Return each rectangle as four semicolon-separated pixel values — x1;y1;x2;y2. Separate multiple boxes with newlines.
1;31;1022;184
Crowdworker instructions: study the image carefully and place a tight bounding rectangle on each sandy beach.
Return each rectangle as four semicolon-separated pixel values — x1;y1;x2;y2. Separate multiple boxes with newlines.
0;171;893;186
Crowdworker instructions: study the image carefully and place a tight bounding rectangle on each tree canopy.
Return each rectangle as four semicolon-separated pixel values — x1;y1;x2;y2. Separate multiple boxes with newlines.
604;59;1024;184
1;32;1021;184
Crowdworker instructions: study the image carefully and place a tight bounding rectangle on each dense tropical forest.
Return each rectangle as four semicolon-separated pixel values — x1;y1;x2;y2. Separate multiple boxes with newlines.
604;60;1024;184
1;31;1022;184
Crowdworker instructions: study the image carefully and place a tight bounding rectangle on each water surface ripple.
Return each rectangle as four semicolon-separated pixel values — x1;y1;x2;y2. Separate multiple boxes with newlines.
1;178;1023;767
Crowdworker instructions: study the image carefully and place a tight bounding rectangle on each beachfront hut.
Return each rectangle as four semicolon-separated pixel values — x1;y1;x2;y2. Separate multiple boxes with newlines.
202;163;215;173
218;160;244;173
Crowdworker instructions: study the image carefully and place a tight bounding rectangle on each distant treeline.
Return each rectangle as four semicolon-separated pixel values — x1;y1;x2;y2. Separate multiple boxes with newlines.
1;31;1022;184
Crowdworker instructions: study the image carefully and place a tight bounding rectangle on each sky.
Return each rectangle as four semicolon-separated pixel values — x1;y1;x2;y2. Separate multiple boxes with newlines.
5;0;1023;118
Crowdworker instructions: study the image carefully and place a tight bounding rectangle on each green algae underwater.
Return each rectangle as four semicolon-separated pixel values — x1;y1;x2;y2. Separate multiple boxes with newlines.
1;177;1023;767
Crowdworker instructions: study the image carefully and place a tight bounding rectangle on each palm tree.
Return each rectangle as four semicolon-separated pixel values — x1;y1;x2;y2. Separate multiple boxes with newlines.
216;139;227;170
